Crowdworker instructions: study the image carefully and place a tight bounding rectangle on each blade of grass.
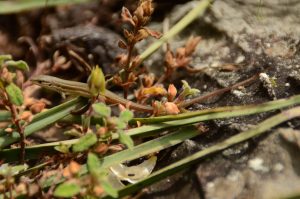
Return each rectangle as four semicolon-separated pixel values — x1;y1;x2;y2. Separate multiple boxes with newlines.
2;94;300;161
0;97;84;149
134;94;300;124
40;126;201;188
0;126;200;199
0;0;95;14
111;106;300;198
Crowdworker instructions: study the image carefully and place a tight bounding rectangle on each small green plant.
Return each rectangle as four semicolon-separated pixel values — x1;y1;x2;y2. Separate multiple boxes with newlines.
0;55;30;163
2;0;298;199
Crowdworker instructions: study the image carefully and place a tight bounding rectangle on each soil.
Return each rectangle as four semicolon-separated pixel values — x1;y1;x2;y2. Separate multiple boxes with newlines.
0;1;300;199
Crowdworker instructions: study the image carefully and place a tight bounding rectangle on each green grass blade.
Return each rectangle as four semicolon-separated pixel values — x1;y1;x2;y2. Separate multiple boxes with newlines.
0;0;95;14
0;97;84;149
112;106;300;198
3;94;300;161
134;94;300;124
41;126;200;188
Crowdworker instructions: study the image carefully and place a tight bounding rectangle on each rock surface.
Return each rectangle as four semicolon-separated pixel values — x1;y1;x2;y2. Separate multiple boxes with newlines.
143;1;300;198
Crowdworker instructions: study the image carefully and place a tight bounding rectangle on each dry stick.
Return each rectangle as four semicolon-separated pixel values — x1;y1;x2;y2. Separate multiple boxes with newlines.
180;73;259;108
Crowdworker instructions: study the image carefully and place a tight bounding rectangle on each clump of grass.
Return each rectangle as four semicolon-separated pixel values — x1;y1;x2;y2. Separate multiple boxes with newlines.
2;0;296;198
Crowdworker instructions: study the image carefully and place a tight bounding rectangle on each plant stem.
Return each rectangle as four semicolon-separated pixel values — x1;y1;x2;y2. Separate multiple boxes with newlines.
123;26;138;99
180;73;259;108
107;0;213;86
7;102;25;163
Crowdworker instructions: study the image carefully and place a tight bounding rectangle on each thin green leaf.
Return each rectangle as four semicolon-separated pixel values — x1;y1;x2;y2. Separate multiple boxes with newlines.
40;126;200;189
3;94;300;161
0;97;84;149
0;0;94;14
53;182;81;198
113;106;300;198
5;82;23;106
134;94;300;124
5;60;29;71
72;133;97;152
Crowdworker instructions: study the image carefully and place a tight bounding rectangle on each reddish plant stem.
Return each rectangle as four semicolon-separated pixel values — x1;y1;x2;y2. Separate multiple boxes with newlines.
7;101;25;164
179;73;259;108
123;26;139;99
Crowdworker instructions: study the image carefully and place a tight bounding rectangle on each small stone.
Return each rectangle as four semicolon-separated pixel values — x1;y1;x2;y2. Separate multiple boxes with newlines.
231;89;246;98
207;182;215;188
273;163;284;172
248;158;269;173
235;55;245;64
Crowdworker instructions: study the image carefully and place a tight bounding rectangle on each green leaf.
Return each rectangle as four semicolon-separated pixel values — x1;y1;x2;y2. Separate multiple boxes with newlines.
92;103;111;118
116;119;126;129
181;80;200;97
5;83;23;106
87;153;102;176
101;178;119;198
54;144;71;154
53;182;80;198
0;163;28;176
0;54;12;66
118;131;134;149
119;110;133;123
72;133;97;152
64;129;82;138
5;60;29;71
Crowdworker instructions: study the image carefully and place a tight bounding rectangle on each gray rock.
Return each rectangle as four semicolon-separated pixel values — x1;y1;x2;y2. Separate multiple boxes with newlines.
197;130;300;199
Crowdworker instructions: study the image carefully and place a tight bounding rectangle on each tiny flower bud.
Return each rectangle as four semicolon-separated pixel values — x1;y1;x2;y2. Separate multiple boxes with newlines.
87;65;106;97
118;104;126;112
94;143;109;155
30;101;46;114
93;185;104;196
96;127;107;137
164;102;180;115
69;161;81;174
168;84;177;101
4;127;13;133
20;111;32;122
